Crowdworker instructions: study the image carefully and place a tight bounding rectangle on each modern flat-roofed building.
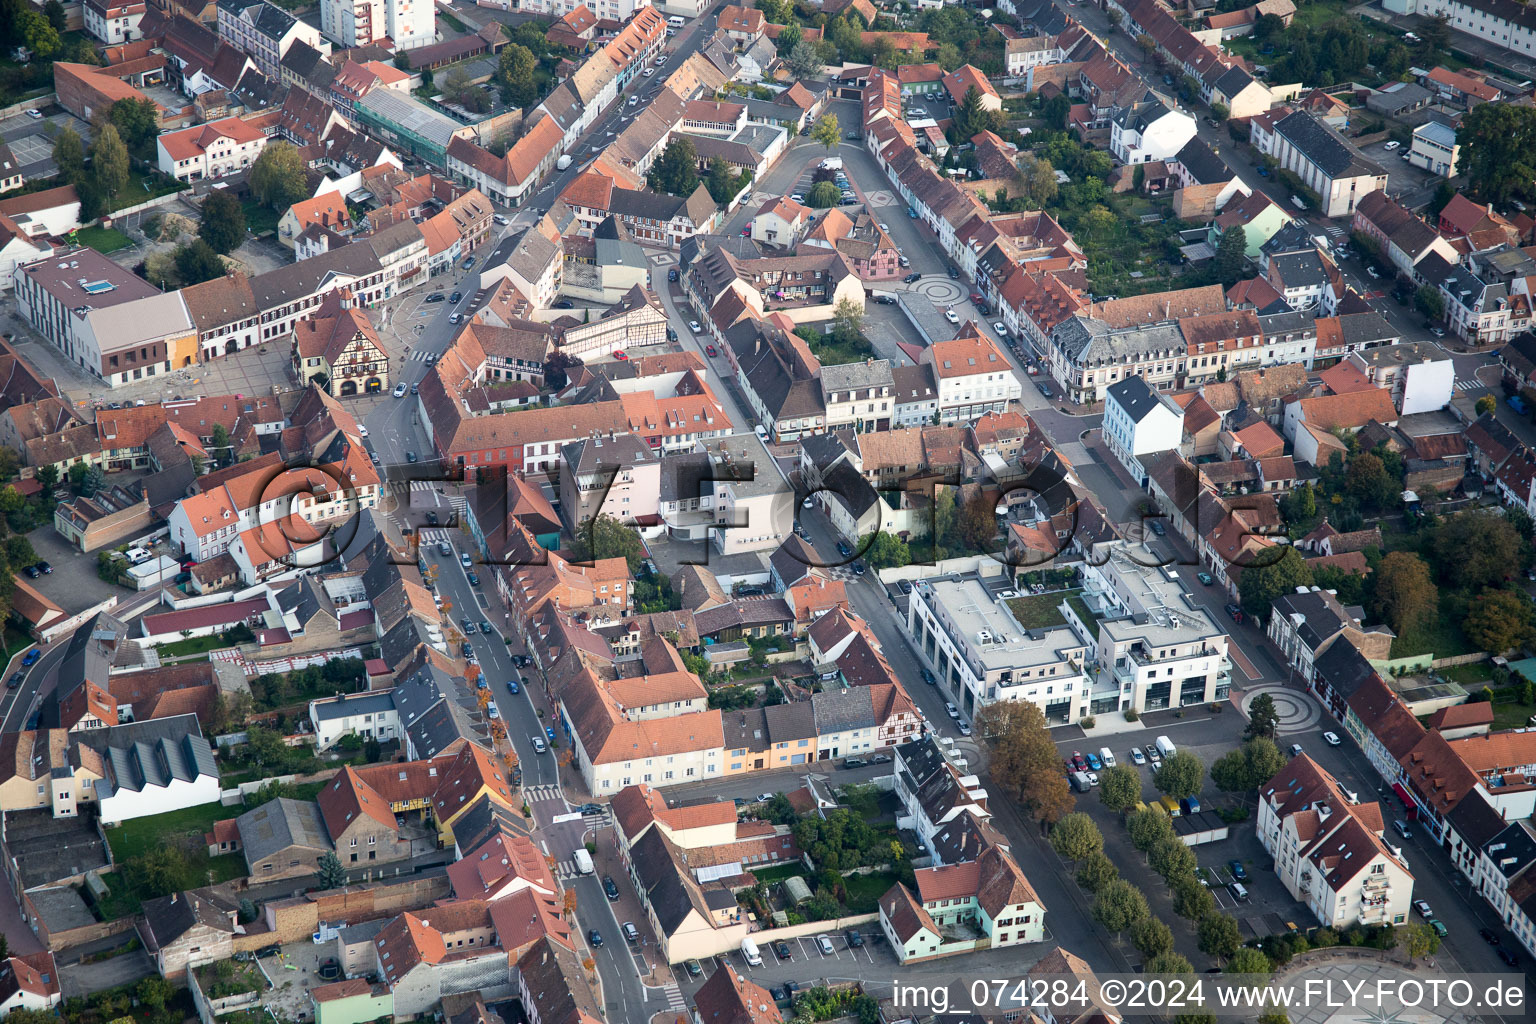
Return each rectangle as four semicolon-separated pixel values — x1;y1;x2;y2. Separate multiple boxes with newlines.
907;575;1090;721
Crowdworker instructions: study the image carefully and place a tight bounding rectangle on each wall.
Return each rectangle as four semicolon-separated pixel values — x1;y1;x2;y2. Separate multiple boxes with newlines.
37;595;121;644
26;891;137;950
247;873;451;948
876;555;1009;584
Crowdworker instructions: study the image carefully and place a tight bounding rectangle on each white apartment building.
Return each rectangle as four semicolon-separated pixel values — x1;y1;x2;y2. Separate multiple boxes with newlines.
1103;375;1184;488
321;0;433;49
907;576;1091;722
1079;542;1232;714
921;333;1022;424
156;117;270;182
216;0;330;80
1256;111;1388;218
1386;0;1536;62
1409;120;1460;178
1258;753;1414;928
1110;98;1198;165
83;0;145;44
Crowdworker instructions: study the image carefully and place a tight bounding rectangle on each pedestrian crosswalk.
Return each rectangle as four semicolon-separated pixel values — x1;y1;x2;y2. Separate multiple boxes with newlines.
554;856;584;880
406;349;439;363
1454;378;1487;392
659;985;686;1011
524;784;563;803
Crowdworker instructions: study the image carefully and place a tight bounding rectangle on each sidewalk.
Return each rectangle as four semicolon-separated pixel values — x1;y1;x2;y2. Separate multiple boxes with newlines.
591;829;676;988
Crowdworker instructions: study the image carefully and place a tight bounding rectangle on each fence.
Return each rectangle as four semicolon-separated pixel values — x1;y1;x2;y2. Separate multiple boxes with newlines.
877;555;1009;584
102;189;191;225
1430;653;1490;669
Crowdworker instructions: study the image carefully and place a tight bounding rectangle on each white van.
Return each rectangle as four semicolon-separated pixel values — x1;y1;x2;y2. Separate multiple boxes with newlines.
1155;735;1176;758
741;937;762;966
1099;747;1116;768
667;14;684;25
1229;881;1250;902
573;848;594;875
125;547;152;565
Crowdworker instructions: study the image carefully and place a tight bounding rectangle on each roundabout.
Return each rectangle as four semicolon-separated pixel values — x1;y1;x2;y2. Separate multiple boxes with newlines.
1241;683;1320;736
910;278;964;305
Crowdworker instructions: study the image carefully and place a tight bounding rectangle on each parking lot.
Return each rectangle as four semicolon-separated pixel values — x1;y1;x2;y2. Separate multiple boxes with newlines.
0;108;94;179
1357;137;1439;198
1053;715;1315;965
675;928;895;1004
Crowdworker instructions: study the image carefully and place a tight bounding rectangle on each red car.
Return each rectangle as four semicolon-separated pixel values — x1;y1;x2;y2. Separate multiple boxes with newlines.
705;344;717;356
614;350;628;360
1071;751;1088;771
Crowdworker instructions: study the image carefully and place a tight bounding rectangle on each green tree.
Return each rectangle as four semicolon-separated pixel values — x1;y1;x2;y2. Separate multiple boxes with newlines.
1146;952;1194;976
1371;551;1437;635
210;422;232;463
175;239;224;285
16;10;60;58
1245;693;1280;741
35;465;59;491
1131;916;1175;958
1153;750;1204;799
393;49;410;70
1214;225;1247;286
810;112;840;151
1477;394;1497;417
861;531;910;569
1198;912;1242;958
42;0;65;29
1050;812;1103;862
316;851;347;889
569;513;645;572
704;157;738;205
199;190;247;254
1414;284;1445;322
976;700;1074;824
1016;153;1058;206
1171;873;1216;920
1075;850;1118;893
953;84;991;141
788;40;825;79
1097;763;1142;813
1092;879;1149;937
1238;546;1313;620
1226;947;1272;974
91;123;131;202
136;978;173;1012
1149;836;1197;880
495;43;538;108
1464;588;1536;653
1397;921;1440;959
250;142;310;211
53;126;84;184
1433;510;1522;589
831;296;865;345
1457;103;1536;205
1127;806;1175;852
108;97;160;152
647;136;700;197
807;180;841;207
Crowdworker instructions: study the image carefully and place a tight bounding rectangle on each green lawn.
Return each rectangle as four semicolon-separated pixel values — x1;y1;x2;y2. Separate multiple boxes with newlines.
804;332;879;366
438;9;465;30
94;851;245;919
74;226;132;253
1389;595;1472;659
842;871;899;913
752;863;809;884
1065;593;1100;634
1008;590;1087;631
155;633;232;657
242;199;280;237
1439;662;1495;687
105;801;237;861
1491;700;1536;731
107;173;187;215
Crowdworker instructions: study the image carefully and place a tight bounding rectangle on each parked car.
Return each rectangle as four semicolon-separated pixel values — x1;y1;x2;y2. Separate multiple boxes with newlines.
1499;947;1520;967
1086;752;1102;770
958;719;972;736
946;266;960;279
1412;899;1432;918
816;935;835;956
603;876;620;900
774;940;792;961
1480;927;1501;945
920;668;936;685
1196;571;1213;585
1225;602;1244;624
1130;748;1146;765
898;579;913;594
1428;919;1447;938
1393;820;1413;840
466;572;480;586
6;673;22;689
1145;744;1161;763
424;292;446;303
688;320;702;333
22;565;39;578
392;383;408;398
1228;860;1249;881
1035;380;1055;400
1288;742;1304;757
20;649;39;667
461;618;476;634
945;702;960;719
667;268;679;282
705;344;718;356
1323;731;1341;746
846;930;864;947
844;757;865;769
944;308;960;324
870;754;891;764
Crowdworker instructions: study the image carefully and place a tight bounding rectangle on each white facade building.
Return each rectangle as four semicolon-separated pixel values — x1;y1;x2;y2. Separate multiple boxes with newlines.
1255;111;1388;218
320;0;432;49
1257;753;1413;929
1110;98;1198;165
1103;375;1185;487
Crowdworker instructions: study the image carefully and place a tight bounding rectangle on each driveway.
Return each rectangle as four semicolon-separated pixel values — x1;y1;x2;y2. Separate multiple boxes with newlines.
60;948;154;998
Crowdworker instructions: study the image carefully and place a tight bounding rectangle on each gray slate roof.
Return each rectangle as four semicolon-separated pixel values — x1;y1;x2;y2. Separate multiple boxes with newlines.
236;797;332;865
